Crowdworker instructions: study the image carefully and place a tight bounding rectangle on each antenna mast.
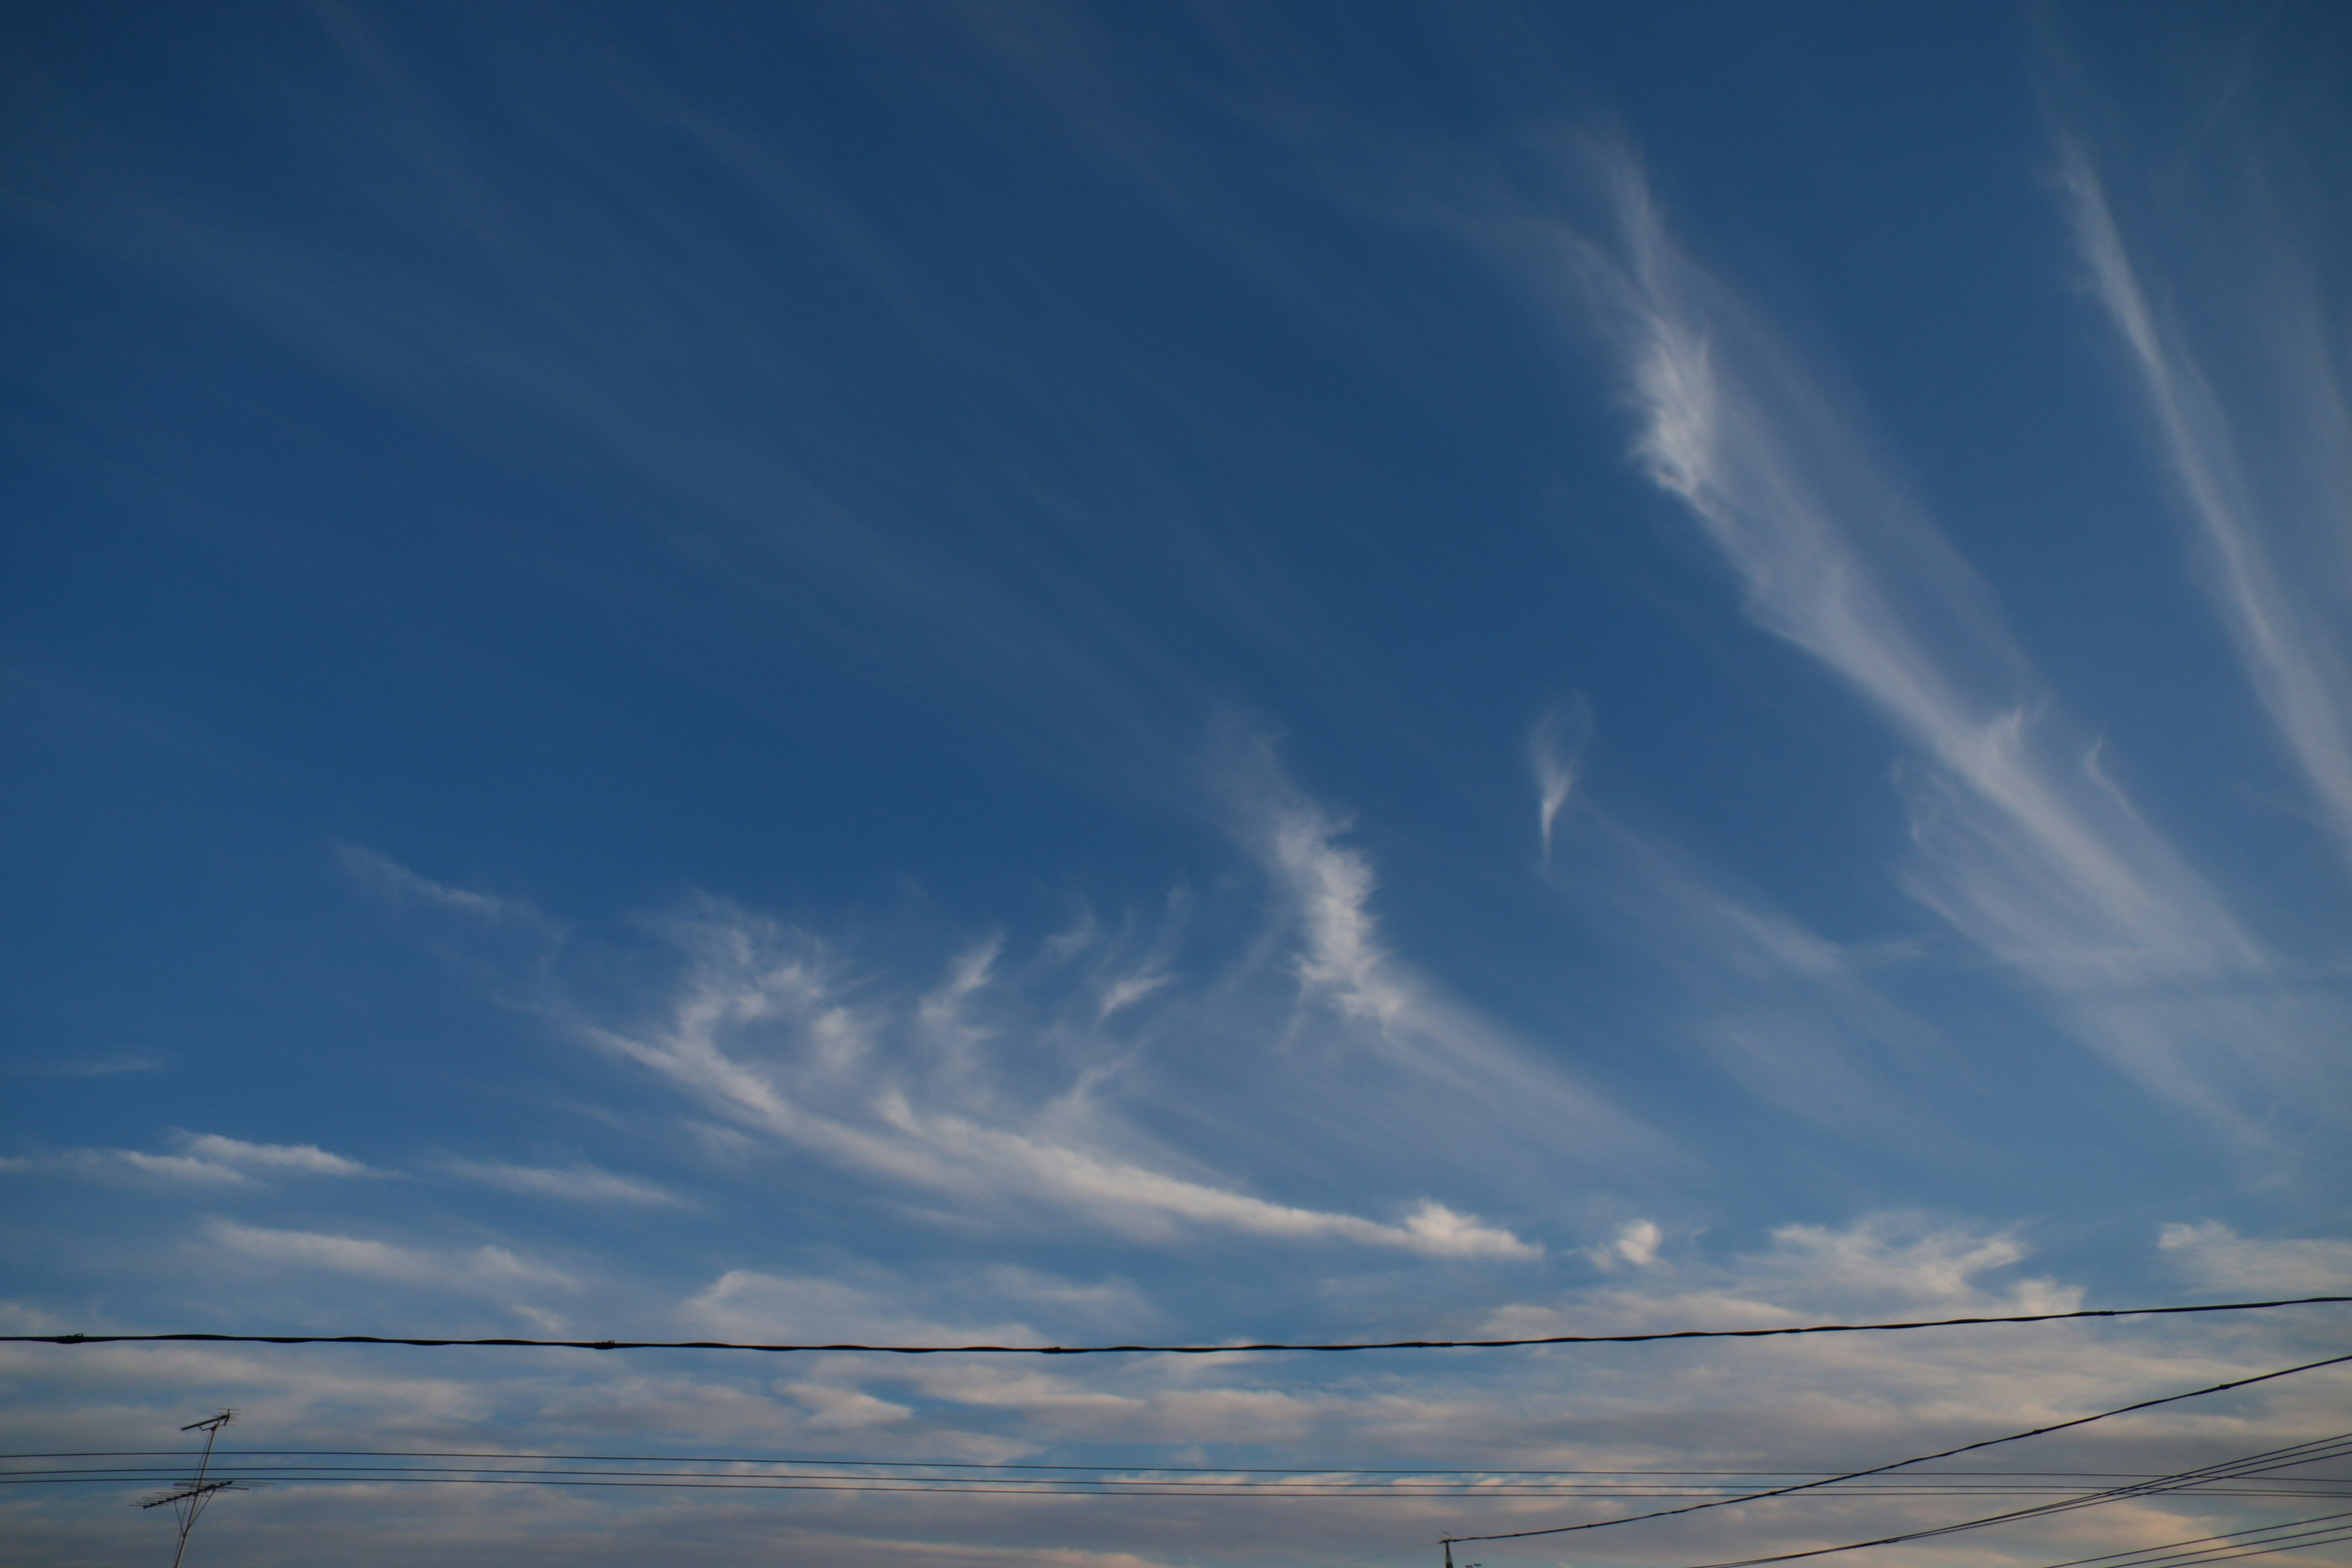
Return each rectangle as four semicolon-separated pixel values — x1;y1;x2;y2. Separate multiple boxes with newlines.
141;1410;241;1568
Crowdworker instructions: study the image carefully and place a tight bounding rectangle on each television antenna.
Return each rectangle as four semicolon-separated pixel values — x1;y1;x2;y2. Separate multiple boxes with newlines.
140;1411;254;1568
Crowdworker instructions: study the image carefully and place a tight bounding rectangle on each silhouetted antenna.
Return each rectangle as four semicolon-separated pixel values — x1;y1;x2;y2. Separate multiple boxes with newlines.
140;1411;251;1568
1441;1542;1478;1568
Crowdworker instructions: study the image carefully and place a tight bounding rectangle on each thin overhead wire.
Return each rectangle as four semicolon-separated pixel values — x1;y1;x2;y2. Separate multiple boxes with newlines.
6;1293;2345;1357
2103;1532;2352;1568
1441;1348;2352;1545
6;1442;2348;1510
1665;1432;2352;1568
20;1449;2344;1480
2022;1513;2352;1568
8;1460;2340;1502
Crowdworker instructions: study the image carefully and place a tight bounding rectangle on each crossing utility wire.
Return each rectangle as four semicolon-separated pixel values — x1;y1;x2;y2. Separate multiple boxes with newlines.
2022;1512;2352;1568
1668;1431;2352;1568
10;1453;2345;1502
28;1450;2326;1479
1440;1348;2352;1547
7;1293;2346;1357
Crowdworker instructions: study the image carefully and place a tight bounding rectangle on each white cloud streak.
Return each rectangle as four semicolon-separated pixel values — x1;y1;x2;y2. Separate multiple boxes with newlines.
205;1219;576;1293
2060;146;2352;872
578;897;1543;1260
437;1158;688;1208
1220;741;1670;1174
1538;802;1969;1148
1560;149;2345;1139
2158;1221;2352;1297
179;1134;383;1178
1531;699;1592;863
2;1133;386;1185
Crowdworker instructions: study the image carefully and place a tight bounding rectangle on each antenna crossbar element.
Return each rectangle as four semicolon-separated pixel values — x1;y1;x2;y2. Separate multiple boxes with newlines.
143;1410;238;1568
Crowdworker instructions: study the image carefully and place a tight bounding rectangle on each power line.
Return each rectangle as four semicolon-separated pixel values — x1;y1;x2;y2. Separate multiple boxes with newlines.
6;1292;2345;1357
2083;1529;2352;1568
9;1479;2345;1504
24;1449;2341;1479
9;1452;2350;1488
1441;1348;2352;1546
12;1463;2342;1501
2;1476;1913;1499
1667;1432;2352;1568
15;1471;2340;1499
6;1443;2346;1508
2024;1513;2352;1568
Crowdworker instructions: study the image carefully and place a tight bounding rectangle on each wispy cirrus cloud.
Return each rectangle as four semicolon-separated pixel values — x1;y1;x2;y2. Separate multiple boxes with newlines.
2158;1221;2352;1297
2;1133;388;1185
0;1052;165;1077
1546;148;2347;1142
179;1134;384;1178
1491;1211;2080;1338
0;1149;254;1185
319;725;1683;1265
1537;797;1959;1147
1529;699;1592;865
344;743;1670;1263
336;843;566;954
437;1157;689;1208
205;1218;576;1294
1218;734;1669;1175
581;913;1542;1260
2059;145;2352;873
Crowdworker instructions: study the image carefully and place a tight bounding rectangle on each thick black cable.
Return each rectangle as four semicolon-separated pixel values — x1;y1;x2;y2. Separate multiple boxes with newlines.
5;1294;2344;1357
0;1452;2228;1477
24;1449;2335;1480
1442;1349;2352;1545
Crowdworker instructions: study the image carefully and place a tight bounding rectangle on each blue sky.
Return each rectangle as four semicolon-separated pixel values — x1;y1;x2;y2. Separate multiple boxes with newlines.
4;4;2350;1565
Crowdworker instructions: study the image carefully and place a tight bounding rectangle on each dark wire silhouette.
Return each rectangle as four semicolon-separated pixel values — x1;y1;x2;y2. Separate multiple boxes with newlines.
7;1292;2345;1357
1440;1349;2352;1546
12;1456;2345;1501
140;1412;243;1568
1667;1431;2352;1568
27;1449;2320;1477
2019;1512;2352;1568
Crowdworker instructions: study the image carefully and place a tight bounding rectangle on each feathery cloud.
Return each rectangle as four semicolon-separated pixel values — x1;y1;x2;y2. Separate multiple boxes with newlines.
1557;148;2345;1140
2060;146;2352;873
578;897;1542;1260
206;1218;576;1293
1530;699;1593;864
437;1158;688;1208
3;1133;386;1185
2158;1222;2352;1297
